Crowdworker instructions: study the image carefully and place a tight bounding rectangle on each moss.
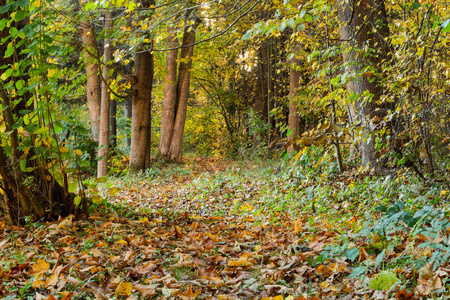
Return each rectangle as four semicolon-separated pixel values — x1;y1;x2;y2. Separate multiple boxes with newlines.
369;271;399;291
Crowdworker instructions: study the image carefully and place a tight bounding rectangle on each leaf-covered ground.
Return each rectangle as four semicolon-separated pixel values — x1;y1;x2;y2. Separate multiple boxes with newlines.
1;157;450;299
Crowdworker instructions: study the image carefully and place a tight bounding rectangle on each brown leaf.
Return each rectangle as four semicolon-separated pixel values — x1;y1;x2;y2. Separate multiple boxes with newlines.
178;284;201;300
134;284;158;297
395;288;414;299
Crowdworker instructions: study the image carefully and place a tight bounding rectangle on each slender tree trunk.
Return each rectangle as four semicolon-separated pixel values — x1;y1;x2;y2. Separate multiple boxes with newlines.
80;20;101;141
287;54;300;155
110;98;117;149
97;10;113;177
159;27;179;159
338;0;390;168
124;99;132;148
168;19;199;162
253;41;268;147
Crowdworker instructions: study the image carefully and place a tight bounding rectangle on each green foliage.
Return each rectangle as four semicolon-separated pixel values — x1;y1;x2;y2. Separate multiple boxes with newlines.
369;271;399;291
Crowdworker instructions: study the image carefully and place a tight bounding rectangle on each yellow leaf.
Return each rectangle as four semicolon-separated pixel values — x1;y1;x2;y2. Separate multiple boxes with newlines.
45;273;59;286
109;255;120;262
440;190;448;197
32;279;46;288
140;217;150;224
60;146;69;153
109;187;118;196
115;239;128;245
30;259;50;275
73;149;83;156
115;282;132;296
320;281;330;289
228;253;253;267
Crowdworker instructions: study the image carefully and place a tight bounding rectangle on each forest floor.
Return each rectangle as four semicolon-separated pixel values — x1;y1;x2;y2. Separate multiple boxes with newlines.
0;156;449;299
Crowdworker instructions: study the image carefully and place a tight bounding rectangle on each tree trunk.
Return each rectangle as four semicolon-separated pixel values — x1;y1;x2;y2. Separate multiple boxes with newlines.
253;41;268;147
110;97;117;149
124;99;132;148
80;20;101;141
97;10;113;177
129;0;155;172
159;27;179;159
287;54;300;155
130;47;153;172
338;0;390;168
168;19;199;162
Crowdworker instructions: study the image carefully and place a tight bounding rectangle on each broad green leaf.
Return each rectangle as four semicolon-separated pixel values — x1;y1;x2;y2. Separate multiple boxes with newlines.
345;248;360;262
33;127;49;135
74;196;82;206
442;18;450;33
20;159;26;172
68;181;78;193
297;24;305;31
242;30;253;40
348;266;367;278
0;18;6;31
0;4;11;13
375;249;385;267
14;10;27;22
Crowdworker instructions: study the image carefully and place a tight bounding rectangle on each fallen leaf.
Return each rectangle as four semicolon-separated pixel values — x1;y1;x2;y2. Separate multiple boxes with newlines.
178;283;201;300
115;282;132;296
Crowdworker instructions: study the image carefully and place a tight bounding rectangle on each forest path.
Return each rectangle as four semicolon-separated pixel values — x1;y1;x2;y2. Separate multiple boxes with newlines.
0;158;442;299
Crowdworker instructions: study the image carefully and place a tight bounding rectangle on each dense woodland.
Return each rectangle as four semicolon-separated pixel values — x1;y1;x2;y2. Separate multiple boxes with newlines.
1;0;450;299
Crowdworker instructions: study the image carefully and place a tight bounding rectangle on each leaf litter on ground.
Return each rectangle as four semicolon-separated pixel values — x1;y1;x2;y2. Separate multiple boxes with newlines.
1;157;450;299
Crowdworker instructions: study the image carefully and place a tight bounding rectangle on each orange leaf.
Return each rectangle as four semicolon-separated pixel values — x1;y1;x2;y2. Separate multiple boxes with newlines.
293;218;302;234
178;283;201;300
60;292;75;300
395;288;414;299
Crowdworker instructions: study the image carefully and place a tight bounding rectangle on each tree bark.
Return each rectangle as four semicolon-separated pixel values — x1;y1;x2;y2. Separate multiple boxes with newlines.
130;47;153;172
167;19;199;162
159;27;179;159
129;0;155;172
338;0;390;168
253;41;268;147
287;54;300;155
110;97;117;149
80;20;102;141
97;10;113;177
124;99;132;148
